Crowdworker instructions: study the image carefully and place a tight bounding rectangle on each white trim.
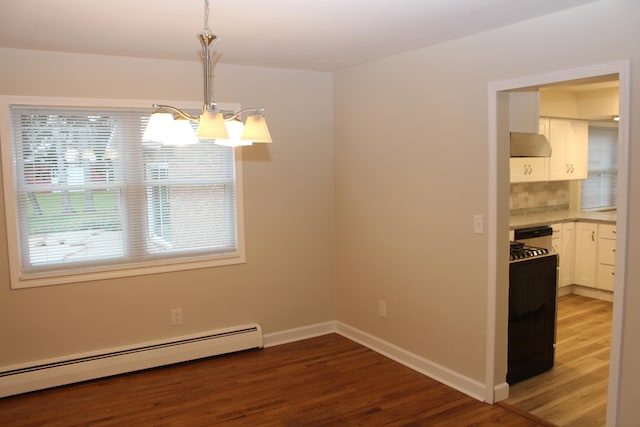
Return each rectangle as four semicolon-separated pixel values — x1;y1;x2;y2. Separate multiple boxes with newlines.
494;382;510;402
569;285;614;303
262;322;336;348
608;59;630;427
0;95;246;289
0;324;263;398
485;79;500;404
487;60;630;425
0;320;495;402
336;322;487;402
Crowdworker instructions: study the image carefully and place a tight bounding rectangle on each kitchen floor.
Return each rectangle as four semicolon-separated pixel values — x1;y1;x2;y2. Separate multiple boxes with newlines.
505;294;612;426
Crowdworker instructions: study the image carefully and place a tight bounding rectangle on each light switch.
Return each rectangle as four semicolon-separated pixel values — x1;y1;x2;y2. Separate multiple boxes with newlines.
473;214;484;234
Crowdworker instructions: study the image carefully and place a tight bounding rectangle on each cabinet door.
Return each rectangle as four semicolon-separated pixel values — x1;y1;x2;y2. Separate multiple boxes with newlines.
560;222;575;287
548;119;570;181
574;222;597;287
568;120;588;180
599;223;617;239
598;238;616;265
596;264;615;291
596;223;616;292
510;157;548;183
548;118;588;181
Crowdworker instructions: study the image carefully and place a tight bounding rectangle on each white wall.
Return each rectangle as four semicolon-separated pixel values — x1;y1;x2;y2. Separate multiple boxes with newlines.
334;0;640;424
0;48;336;364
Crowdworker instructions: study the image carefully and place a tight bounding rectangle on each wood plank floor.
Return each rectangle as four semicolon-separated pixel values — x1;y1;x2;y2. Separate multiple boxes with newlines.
0;334;550;426
504;294;613;426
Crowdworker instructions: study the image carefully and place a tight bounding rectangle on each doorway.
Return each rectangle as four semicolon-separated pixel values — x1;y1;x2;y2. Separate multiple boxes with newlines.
486;61;630;426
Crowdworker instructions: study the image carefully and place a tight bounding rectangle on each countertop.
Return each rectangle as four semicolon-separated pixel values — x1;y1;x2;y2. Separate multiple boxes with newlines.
510;210;616;229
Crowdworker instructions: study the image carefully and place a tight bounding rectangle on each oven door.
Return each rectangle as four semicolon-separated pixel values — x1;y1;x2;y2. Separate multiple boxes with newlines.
507;254;558;384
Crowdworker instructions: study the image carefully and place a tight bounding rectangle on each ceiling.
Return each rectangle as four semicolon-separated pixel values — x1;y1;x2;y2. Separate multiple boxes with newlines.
0;0;599;72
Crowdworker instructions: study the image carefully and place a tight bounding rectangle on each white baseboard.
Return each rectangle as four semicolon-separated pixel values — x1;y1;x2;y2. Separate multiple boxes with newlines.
335;322;487;402
2;320;491;404
494;382;510;402
570;285;614;302
262;321;336;348
558;285;574;297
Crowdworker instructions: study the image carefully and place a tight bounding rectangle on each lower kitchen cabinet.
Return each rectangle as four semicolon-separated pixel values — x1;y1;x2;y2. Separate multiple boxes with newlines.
574;222;598;287
596;224;617;291
514;220;615;297
558;222;575;288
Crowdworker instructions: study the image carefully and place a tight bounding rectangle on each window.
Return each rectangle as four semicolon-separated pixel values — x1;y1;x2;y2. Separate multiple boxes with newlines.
581;126;618;210
1;98;244;288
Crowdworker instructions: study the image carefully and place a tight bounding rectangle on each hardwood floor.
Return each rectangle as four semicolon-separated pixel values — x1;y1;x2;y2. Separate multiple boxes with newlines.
504;294;613;426
0;334;549;426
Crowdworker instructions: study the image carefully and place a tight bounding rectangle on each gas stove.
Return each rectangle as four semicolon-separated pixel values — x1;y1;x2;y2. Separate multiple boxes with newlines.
509;241;551;262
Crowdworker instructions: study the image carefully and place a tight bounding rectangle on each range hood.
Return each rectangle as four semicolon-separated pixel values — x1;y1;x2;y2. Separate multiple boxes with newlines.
510;132;552;157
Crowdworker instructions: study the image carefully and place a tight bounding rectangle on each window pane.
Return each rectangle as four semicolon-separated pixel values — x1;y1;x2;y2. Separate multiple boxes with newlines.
582;126;617;210
23;190;124;267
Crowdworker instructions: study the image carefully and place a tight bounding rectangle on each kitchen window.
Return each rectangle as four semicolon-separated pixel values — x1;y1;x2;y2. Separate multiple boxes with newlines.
581;126;618;210
0;98;245;289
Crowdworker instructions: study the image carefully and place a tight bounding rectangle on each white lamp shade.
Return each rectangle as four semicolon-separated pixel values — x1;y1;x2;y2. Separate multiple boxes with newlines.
143;112;174;142
164;119;199;146
215;119;253;147
196;110;229;140
241;114;272;143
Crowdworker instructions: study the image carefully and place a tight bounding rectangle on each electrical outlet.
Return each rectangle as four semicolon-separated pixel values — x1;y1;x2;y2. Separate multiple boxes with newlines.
379;300;387;318
171;308;183;326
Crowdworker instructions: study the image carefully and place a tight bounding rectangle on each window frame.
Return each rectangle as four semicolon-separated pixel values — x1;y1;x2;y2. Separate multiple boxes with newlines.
0;96;246;289
580;123;618;211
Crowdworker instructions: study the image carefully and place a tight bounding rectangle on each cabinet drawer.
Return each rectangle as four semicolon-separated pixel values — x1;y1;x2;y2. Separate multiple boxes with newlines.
552;223;562;237
598;238;616;265
599;223;617;239
597;264;615;291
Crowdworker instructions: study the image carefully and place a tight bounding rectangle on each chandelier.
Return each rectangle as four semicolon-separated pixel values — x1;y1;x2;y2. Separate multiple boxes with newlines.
143;0;272;147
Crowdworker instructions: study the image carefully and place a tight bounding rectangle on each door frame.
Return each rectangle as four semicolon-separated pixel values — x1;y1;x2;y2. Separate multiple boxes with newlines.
485;60;630;427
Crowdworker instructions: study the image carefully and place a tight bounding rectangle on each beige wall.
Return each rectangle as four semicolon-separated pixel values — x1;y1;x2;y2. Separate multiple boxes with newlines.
334;0;640;424
0;48;336;363
3;0;640;425
540;86;619;119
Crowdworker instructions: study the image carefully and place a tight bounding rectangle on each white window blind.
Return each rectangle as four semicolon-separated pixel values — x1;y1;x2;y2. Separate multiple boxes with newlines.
8;105;240;282
581;126;618;210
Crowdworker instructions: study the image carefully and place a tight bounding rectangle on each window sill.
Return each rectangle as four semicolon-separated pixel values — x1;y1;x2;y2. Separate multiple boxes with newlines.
11;253;245;290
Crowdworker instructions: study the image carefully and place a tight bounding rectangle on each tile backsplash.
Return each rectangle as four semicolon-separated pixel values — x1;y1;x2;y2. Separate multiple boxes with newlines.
510;181;569;214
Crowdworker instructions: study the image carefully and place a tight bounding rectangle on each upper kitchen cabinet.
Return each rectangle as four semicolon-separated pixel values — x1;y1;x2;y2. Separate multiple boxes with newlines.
510;157;549;182
542;118;589;181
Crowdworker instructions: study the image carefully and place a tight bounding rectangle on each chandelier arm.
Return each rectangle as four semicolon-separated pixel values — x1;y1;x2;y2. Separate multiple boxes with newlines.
152;104;198;121
224;108;265;121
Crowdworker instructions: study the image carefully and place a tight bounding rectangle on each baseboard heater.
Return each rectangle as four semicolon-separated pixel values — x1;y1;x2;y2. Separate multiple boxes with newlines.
0;323;263;398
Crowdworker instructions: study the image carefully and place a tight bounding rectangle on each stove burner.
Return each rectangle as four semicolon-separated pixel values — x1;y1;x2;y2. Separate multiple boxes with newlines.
509;242;550;261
